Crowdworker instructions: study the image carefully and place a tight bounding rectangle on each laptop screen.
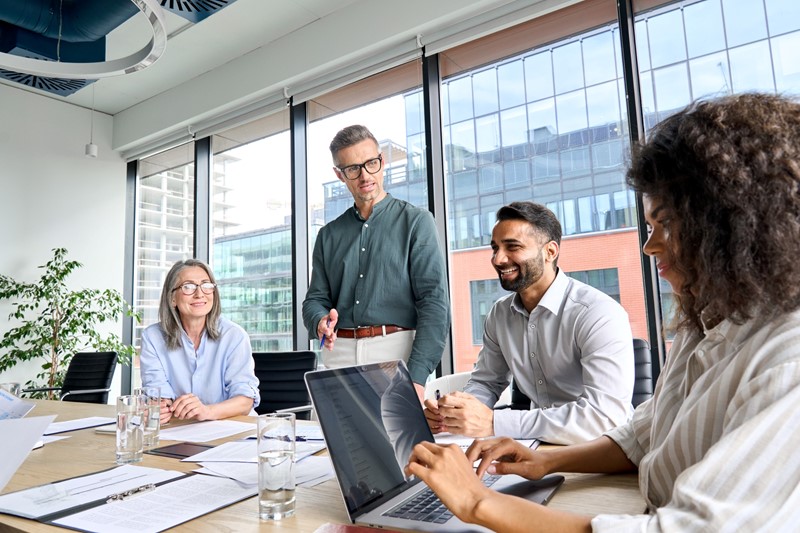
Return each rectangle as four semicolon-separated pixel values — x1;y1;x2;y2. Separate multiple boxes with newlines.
305;361;434;516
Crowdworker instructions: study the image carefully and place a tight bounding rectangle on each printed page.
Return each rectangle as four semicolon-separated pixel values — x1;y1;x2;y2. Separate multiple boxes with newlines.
0;415;55;492
53;474;257;533
158;419;254;442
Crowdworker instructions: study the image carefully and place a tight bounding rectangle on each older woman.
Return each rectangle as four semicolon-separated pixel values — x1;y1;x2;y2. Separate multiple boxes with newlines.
140;259;259;423
405;93;800;531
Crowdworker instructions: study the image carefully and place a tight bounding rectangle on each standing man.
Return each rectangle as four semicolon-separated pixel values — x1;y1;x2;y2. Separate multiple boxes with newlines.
303;125;450;400
425;201;633;444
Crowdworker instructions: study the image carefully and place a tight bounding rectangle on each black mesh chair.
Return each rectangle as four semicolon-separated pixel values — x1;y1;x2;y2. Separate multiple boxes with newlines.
24;351;117;404
498;338;655;410
631;337;654;407
252;350;317;420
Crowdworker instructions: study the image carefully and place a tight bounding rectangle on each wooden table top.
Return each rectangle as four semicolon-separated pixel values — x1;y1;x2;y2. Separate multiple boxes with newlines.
0;400;645;532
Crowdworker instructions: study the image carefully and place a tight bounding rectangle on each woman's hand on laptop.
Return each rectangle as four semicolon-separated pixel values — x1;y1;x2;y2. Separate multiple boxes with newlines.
405;441;494;523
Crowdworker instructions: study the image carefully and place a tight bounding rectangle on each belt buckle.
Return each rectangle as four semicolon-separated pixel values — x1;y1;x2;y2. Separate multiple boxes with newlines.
355;325;373;339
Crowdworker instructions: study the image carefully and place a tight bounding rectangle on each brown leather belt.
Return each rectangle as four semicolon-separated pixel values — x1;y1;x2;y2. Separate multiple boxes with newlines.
336;325;408;339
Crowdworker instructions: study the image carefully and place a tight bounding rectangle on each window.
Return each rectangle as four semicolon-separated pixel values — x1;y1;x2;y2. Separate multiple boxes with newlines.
441;0;647;372
210;110;293;352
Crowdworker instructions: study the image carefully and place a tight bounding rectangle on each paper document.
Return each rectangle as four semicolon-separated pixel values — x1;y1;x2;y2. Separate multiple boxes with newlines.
196;454;334;488
158;419;254;442
44;416;116;435
0;415;55;492
434;432;539;451
52;473;257;533
183;439;324;463
0;464;183;519
0;389;36;420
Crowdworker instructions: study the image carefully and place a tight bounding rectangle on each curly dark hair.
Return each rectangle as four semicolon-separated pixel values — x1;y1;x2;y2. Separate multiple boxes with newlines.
626;93;800;333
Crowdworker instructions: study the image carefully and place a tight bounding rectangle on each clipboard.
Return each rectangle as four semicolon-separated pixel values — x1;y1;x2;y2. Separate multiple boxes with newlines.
0;464;257;533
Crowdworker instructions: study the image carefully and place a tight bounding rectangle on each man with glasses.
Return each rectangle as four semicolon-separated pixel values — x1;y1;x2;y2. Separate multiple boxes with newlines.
303;125;450;401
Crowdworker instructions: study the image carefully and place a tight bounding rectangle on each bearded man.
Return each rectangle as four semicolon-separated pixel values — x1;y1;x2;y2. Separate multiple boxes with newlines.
423;202;634;444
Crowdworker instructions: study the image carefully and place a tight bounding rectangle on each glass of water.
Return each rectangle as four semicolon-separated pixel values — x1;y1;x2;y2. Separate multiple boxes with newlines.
133;387;161;450
257;412;296;520
116;395;144;464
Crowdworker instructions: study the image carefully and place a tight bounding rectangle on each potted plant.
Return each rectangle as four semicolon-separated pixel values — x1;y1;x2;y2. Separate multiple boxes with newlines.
0;248;139;399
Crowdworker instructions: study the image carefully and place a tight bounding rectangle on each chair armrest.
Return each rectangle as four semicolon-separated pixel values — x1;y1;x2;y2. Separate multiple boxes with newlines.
60;387;112;400
275;404;314;415
23;386;62;393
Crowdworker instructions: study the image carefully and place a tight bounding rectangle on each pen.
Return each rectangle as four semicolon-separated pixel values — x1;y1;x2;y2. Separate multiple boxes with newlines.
319;317;331;350
435;389;441;401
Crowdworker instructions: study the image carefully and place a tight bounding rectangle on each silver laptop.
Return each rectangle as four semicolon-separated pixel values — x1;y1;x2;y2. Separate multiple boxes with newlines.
305;360;564;533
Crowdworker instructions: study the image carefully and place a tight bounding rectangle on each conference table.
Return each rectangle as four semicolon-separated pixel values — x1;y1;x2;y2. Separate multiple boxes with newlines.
0;400;646;532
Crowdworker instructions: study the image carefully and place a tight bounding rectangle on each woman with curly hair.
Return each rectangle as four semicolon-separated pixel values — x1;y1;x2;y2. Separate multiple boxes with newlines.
405;93;800;532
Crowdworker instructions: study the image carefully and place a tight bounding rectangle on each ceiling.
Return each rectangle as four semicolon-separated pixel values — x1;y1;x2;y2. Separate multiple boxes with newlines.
0;0;361;115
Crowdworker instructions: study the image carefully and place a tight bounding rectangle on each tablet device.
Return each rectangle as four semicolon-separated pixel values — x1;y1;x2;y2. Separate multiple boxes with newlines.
146;442;214;459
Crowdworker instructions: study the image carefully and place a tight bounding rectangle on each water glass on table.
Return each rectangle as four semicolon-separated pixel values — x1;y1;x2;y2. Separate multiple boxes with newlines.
133;386;161;449
116;394;144;464
0;382;21;396
257;412;296;520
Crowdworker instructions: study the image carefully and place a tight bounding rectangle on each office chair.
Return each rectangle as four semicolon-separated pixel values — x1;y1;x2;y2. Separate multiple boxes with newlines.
252;350;317;420
631;337;654;407
424;371;472;401
24;351;118;404
497;338;655;410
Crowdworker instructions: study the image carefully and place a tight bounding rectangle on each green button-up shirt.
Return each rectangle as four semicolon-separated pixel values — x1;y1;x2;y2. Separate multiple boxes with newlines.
303;195;450;384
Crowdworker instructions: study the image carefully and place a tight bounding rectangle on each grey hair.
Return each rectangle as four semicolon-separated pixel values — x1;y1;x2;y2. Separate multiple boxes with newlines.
329;125;378;164
158;259;221;350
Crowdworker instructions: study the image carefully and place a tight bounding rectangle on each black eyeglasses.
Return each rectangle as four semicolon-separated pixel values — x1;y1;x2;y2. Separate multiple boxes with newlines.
336;154;383;181
172;282;216;295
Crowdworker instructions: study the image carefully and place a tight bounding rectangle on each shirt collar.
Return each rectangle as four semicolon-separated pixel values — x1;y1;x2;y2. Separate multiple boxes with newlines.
700;307;768;349
508;268;567;317
352;193;392;222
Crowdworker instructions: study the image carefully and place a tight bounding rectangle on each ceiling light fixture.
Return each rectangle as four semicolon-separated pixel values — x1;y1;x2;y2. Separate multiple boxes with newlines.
0;0;168;80
85;84;98;158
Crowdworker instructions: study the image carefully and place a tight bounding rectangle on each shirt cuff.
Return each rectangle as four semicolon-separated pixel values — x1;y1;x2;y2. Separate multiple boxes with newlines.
493;409;538;439
604;424;645;465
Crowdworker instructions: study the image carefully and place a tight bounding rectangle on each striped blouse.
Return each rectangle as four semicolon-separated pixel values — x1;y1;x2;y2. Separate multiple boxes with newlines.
592;309;800;532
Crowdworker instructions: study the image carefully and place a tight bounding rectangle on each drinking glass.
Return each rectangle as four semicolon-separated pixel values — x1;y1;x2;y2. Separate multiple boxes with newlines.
0;382;21;396
133;386;161;449
257;412;296;520
116;395;144;464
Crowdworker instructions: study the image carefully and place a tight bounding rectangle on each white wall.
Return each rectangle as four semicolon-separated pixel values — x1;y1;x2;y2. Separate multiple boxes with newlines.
0;83;127;396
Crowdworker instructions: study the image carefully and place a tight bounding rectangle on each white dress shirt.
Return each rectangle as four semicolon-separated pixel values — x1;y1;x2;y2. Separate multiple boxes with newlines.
594;309;800;531
465;269;634;444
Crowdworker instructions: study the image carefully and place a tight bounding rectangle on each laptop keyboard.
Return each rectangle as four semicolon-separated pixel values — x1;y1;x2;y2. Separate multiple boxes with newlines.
384;475;500;524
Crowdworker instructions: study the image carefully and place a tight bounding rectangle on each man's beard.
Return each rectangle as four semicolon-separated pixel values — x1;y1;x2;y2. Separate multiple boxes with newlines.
498;253;544;293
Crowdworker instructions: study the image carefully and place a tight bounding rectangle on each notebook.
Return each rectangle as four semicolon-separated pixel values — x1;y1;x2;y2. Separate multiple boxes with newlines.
305;360;564;533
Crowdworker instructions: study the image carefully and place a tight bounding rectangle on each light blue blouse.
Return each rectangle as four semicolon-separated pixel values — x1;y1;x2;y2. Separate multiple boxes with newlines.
140;317;260;408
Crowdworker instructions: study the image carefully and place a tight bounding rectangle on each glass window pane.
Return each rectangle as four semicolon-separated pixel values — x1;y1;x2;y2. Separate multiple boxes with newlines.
586;81;621;128
500;106;528;147
583;31;617;86
525;51;554;101
552;41;584;94
634;19;650;71
765;0;800;36
556;90;588;134
133;142;196;377
472;68;499;117
722;0;767;47
684;0;726;58
475;114;500;156
210;111;293;352
772;32;800;95
653;63;691;116
689;51;732;100
498;60;526;109
729;40;776;93
448;75;474;123
646;9;687;68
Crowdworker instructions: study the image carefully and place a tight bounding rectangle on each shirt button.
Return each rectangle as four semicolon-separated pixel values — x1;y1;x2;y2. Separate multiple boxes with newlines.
356;300;360;305
361;247;365;252
359;274;364;278
530;352;535;359
538;379;543;385
365;223;369;228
